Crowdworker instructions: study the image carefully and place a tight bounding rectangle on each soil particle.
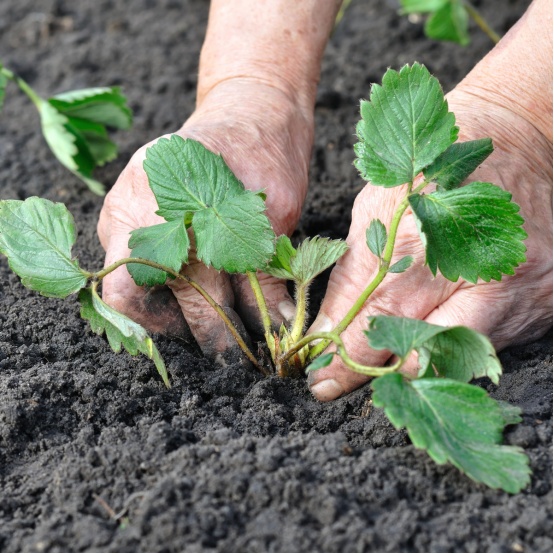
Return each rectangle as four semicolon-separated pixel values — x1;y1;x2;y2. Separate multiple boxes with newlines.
0;0;551;552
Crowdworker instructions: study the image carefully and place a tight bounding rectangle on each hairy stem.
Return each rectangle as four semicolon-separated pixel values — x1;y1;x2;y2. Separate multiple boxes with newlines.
283;331;402;377
290;282;308;343
308;194;411;360
0;65;43;108
246;271;272;340
463;1;500;44
92;257;267;374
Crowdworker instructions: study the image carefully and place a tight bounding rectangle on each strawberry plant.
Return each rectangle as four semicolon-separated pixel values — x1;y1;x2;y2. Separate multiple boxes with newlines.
399;0;500;45
0;62;132;195
0;63;530;493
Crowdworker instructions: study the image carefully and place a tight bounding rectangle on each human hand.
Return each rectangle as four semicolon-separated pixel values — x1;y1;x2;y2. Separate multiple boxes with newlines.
307;84;552;400
97;79;313;364
308;0;552;401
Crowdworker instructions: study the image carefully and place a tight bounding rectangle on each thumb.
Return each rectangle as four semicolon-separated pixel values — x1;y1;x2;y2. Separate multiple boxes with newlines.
305;248;391;401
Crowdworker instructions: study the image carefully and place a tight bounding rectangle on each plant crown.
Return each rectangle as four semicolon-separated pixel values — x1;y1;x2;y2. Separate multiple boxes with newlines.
0;63;530;493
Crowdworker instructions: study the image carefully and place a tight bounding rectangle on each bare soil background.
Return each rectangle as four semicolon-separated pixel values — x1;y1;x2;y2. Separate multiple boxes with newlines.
0;0;552;552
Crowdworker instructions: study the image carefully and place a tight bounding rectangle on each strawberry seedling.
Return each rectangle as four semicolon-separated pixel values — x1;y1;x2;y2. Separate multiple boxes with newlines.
0;63;530;493
0;62;132;195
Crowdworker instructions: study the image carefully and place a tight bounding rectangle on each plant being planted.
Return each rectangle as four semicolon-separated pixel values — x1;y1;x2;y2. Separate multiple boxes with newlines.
399;0;501;45
0;63;530;493
0;62;132;195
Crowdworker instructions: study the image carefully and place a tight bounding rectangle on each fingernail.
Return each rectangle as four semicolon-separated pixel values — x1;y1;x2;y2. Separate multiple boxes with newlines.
309;378;345;402
278;300;296;324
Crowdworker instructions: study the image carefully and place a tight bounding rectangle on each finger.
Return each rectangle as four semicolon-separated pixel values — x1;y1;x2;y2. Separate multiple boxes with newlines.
168;259;253;366
305;247;390;401
230;272;296;334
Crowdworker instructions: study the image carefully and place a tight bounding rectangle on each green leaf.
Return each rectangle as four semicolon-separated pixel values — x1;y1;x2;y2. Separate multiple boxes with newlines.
306;353;335;372
365;316;502;383
366;219;387;258
143;136;245;220
79;288;170;388
409;182;527;283
372;374;531;493
143;136;276;273
265;236;347;284
417;325;502;384
388;255;413;274
0;70;7;114
38;88;132;195
425;0;470;45
399;0;448;13
38;100;105;195
290;237;348;284
0;197;88;298
265;235;296;280
128;219;190;286
423;138;493;190
366;316;445;358
67;117;118;166
48;87;132;129
354;63;458;187
192;193;275;273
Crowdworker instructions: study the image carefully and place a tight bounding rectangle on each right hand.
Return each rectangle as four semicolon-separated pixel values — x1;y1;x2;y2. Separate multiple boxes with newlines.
97;79;314;364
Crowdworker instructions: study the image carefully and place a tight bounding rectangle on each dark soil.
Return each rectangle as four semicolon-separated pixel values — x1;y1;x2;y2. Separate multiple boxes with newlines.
0;0;552;552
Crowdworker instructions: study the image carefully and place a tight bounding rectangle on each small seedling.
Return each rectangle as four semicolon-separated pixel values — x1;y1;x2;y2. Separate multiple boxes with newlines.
0;62;132;195
399;0;500;45
0;63;530;493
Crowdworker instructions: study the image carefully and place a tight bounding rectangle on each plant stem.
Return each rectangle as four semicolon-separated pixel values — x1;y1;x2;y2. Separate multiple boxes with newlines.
0;65;43;108
308;194;411;360
290;283;307;343
92;257;267;374
282;331;402;377
246;271;272;341
334;0;353;30
463;1;500;44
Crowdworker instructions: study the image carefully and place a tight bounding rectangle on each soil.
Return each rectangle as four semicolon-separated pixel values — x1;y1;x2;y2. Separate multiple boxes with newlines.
0;0;552;552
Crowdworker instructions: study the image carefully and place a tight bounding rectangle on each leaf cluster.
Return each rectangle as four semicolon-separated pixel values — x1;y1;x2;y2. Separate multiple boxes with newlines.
356;63;526;284
40;87;132;194
128;136;276;285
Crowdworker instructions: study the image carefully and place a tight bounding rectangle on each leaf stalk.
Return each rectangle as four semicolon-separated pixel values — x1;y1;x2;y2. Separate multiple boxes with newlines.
282;331;402;377
308;191;411;360
290;282;308;343
246;271;273;342
463;1;500;44
1;65;43;108
92;257;267;374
